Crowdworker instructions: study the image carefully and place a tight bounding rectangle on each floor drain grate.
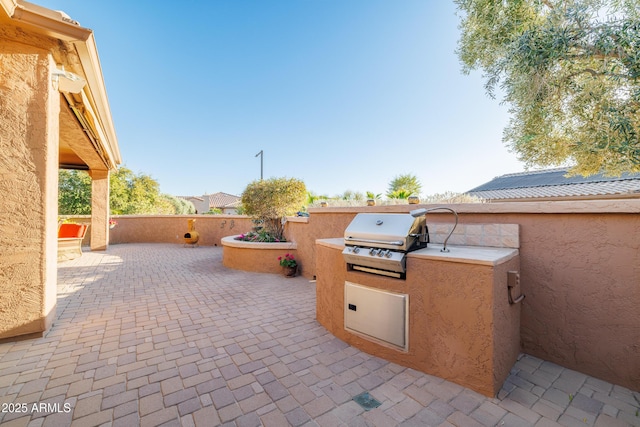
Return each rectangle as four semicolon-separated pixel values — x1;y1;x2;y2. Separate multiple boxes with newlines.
352;392;382;410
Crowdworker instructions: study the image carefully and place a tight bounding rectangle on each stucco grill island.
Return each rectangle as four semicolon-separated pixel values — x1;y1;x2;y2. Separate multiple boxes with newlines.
317;208;523;396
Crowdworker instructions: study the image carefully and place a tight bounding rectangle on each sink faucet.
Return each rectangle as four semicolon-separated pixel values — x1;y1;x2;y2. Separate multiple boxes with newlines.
410;207;459;252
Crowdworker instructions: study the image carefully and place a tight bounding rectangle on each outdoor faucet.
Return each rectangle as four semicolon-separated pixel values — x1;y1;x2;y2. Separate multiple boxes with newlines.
410;207;459;252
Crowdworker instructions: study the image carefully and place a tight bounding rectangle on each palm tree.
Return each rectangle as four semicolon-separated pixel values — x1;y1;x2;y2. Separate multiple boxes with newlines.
387;174;422;199
387;190;412;200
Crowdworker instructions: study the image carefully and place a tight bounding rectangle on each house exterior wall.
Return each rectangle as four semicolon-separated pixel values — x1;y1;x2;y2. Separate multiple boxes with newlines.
0;33;59;339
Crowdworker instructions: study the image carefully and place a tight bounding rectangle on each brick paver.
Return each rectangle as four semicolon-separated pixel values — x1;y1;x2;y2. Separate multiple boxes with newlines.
0;244;637;426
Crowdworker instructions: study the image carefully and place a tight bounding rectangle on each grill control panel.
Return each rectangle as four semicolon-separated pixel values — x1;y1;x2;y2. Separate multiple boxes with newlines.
342;246;406;276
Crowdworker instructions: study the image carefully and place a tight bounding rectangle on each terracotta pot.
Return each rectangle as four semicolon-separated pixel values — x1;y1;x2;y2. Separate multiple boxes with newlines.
283;265;297;277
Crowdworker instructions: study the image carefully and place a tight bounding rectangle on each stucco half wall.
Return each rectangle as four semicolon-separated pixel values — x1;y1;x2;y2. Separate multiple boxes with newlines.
221;236;298;275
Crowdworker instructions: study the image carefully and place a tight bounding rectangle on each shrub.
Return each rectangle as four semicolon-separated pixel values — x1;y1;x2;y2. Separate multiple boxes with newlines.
241;177;307;240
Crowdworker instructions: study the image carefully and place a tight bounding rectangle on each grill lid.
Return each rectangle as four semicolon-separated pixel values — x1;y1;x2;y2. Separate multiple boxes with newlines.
344;213;424;251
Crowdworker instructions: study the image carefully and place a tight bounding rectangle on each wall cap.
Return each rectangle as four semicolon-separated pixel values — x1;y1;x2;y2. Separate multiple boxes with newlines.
308;199;640;215
221;235;297;250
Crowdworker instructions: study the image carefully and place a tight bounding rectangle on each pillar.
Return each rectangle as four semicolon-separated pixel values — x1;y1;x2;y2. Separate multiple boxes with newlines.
89;169;110;251
0;41;60;339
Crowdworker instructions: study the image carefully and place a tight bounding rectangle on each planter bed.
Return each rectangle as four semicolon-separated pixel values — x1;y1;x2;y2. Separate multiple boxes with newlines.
221;235;297;275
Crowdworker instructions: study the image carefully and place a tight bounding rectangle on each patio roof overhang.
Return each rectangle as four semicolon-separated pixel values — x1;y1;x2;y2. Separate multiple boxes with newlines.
0;0;121;171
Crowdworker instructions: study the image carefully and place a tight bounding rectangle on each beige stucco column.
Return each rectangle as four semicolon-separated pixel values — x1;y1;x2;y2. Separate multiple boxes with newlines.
0;42;60;339
89;169;110;251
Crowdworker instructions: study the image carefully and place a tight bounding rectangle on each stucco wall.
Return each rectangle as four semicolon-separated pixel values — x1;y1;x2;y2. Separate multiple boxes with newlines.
0;33;59;339
106;215;255;247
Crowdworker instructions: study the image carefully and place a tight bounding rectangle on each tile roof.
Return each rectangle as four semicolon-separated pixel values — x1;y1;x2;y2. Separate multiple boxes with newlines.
206;192;241;208
467;168;640;201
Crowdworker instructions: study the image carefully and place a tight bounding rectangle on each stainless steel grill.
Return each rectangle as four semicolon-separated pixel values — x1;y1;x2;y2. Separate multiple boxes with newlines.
342;208;458;279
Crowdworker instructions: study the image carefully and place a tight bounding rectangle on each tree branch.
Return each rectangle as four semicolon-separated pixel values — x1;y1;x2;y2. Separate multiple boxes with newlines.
564;68;635;81
541;0;554;9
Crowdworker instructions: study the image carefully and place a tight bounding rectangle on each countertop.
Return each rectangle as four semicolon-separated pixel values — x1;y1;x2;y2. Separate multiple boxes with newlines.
316;238;518;266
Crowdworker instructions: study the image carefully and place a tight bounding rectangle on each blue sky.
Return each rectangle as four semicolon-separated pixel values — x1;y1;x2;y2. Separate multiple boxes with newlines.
39;0;526;197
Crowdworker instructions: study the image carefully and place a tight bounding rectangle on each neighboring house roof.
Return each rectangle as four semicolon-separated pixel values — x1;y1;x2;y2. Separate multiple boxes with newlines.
207;192;241;209
467;168;640;201
178;196;204;202
179;193;241;210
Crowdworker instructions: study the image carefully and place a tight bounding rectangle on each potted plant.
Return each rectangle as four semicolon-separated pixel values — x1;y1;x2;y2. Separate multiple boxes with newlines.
278;253;298;277
109;218;118;229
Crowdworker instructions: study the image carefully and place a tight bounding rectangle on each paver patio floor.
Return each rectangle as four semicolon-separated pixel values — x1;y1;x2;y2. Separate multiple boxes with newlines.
0;244;638;427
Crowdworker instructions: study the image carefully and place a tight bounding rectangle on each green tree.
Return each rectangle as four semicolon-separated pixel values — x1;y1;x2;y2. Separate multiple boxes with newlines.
58;166;190;215
58;170;92;215
387;190;412;200
162;194;196;215
386;174;422;198
366;191;382;200
110;167;163;214
241;177;307;240
456;0;640;175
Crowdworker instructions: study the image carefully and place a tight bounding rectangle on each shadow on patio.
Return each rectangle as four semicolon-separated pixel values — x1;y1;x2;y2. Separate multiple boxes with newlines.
0;244;638;426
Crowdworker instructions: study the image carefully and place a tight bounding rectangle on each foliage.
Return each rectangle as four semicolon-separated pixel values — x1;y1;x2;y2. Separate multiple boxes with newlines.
340;190;365;201
306;191;331;205
278;253;297;268
386;174;422;198
387;189;413;199
162;194;196;215
304;190;482;206
204;208;223;215
455;0;640;175
58;166;193;215
241;177;307;240
421;191;483;204
366;191;382;200
58;170;92;215
109;167;164;214
234;229;286;242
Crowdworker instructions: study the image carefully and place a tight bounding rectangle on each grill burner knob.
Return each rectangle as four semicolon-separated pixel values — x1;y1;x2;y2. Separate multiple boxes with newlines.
377;250;385;257
352;246;360;254
369;248;377;256
385;250;393;258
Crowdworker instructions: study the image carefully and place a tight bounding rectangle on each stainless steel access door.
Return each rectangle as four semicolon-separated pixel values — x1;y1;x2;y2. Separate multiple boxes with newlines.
344;282;408;351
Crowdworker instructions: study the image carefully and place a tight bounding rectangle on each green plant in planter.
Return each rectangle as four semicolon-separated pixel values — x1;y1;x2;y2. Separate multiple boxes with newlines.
234;230;286;243
241;177;307;241
278;253;297;268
